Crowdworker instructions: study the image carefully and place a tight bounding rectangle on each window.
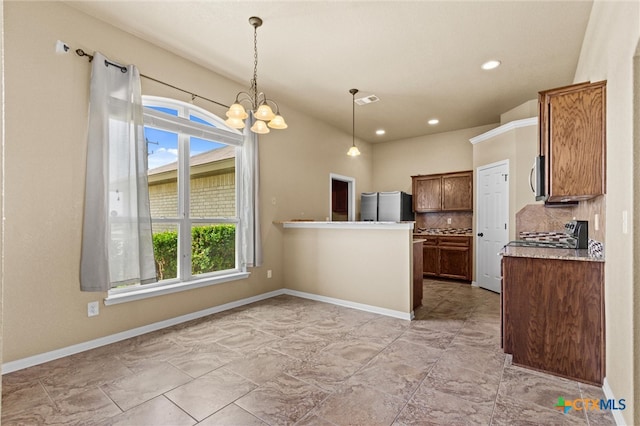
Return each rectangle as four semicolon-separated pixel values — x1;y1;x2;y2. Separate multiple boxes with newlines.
107;96;247;302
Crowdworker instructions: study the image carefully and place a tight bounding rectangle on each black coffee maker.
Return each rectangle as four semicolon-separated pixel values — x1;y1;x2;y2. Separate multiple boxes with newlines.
564;220;588;249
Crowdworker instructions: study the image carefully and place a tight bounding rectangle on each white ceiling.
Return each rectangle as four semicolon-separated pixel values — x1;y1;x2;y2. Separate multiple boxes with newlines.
66;1;593;143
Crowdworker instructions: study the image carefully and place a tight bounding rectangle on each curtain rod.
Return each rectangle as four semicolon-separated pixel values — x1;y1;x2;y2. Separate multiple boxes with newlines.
74;48;230;109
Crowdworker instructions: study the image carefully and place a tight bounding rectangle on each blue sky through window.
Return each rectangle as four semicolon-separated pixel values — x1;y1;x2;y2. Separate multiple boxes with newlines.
145;107;227;171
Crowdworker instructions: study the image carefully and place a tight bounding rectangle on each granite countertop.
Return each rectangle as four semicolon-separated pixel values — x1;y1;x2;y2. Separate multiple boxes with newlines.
414;228;473;237
501;243;604;262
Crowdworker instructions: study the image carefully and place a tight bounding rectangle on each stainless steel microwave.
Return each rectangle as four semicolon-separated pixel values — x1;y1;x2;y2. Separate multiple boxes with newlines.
533;155;546;201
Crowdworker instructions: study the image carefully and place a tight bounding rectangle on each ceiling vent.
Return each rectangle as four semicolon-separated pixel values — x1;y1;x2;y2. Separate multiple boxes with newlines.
354;94;380;106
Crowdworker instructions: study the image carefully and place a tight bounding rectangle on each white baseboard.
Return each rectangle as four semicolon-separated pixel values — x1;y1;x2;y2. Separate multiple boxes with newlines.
2;289;285;374
283;289;412;321
471;281;479;287
2;288;412;374
602;377;628;426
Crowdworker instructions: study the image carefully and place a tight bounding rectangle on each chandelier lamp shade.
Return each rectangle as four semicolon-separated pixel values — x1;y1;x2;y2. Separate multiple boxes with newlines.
224;16;287;134
347;88;361;157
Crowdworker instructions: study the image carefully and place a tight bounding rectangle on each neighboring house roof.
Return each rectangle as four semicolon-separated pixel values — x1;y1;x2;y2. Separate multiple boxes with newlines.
148;145;236;176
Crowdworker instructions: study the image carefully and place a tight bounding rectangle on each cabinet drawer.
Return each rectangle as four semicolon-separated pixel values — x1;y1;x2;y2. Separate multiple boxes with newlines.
422;236;438;246
438;236;470;247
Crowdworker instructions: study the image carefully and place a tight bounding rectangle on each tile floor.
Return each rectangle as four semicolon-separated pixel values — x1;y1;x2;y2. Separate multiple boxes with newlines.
2;279;616;425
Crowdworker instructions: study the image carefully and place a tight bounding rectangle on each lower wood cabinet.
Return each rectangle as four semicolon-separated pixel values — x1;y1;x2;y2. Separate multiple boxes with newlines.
419;235;472;281
413;240;424;310
422;237;439;276
502;256;604;385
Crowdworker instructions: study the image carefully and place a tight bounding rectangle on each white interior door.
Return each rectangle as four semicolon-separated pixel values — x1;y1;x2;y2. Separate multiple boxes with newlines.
476;161;509;293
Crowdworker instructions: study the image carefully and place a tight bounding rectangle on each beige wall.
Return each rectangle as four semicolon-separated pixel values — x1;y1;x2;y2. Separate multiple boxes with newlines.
0;0;4;411
2;1;373;363
282;227;412;314
573;1;640;424
371;125;495;193
500;99;537;125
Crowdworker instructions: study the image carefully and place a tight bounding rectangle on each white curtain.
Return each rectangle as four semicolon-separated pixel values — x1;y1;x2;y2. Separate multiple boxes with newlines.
239;112;263;268
80;52;156;292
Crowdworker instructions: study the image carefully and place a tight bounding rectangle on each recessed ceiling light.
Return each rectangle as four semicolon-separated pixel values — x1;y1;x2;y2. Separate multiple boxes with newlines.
428;119;439;125
376;129;386;135
481;60;501;70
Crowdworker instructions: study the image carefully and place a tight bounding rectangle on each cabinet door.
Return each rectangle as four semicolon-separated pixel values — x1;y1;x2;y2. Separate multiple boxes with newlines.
502;256;604;385
544;81;606;202
422;243;438;276
439;245;470;280
442;173;473;211
413;176;442;212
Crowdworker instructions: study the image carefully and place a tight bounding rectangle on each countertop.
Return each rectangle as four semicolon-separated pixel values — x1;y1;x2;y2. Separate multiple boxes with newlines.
500;243;604;262
277;221;414;230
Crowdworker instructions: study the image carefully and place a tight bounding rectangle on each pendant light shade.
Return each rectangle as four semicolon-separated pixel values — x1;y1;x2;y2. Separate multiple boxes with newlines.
347;145;361;157
225;117;246;129
225;16;287;134
226;103;249;119
250;119;270;134
268;114;288;129
255;103;276;121
347;88;361;157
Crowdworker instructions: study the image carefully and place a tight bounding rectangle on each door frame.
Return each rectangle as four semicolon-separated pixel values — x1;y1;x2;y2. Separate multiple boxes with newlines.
329;173;356;221
475;159;510;291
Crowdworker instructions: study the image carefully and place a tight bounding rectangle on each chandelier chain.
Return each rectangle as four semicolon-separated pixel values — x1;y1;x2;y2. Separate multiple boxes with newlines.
251;24;259;109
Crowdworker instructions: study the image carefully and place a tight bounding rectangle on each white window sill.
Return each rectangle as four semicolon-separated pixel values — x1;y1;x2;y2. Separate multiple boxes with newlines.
104;271;251;306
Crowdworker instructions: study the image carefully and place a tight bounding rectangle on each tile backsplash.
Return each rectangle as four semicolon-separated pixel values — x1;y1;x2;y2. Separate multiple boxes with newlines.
415;211;473;230
515;196;605;243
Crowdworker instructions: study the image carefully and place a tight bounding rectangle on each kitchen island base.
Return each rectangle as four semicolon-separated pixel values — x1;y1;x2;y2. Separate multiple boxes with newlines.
281;221;416;319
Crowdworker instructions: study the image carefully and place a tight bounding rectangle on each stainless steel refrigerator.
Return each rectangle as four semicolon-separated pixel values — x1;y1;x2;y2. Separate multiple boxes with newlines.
360;191;413;222
360;192;378;221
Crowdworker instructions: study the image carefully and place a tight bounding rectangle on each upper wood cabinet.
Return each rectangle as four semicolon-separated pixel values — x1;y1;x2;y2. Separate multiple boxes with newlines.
412;171;472;212
413;176;442;211
539;80;606;202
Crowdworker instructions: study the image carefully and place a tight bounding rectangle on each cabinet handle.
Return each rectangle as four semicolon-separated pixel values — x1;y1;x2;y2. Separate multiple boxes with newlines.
529;162;536;193
477;232;484;237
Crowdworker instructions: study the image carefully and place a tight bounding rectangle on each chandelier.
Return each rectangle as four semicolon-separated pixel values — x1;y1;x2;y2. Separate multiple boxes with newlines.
225;16;287;134
347;88;361;157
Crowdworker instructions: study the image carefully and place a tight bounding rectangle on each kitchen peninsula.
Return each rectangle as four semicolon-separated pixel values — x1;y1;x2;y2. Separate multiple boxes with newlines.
279;221;415;319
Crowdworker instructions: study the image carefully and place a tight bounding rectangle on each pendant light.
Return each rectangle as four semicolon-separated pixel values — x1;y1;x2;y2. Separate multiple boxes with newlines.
225;16;287;134
347;88;361;157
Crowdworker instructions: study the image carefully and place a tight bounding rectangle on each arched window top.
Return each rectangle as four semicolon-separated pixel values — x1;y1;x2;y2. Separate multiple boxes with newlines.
142;95;243;146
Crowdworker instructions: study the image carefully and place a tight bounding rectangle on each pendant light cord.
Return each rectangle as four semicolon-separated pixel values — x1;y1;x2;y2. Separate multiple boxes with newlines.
350;88;359;147
352;92;355;147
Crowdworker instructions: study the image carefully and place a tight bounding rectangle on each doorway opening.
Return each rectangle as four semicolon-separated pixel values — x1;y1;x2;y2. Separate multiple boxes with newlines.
329;173;356;221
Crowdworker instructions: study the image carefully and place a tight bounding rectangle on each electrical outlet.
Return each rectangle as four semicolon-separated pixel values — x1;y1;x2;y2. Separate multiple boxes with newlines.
88;301;99;317
447;218;452;225
594;214;600;231
267;270;272;279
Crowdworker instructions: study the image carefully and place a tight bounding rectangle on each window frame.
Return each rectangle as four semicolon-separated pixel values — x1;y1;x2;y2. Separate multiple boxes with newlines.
105;96;248;305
